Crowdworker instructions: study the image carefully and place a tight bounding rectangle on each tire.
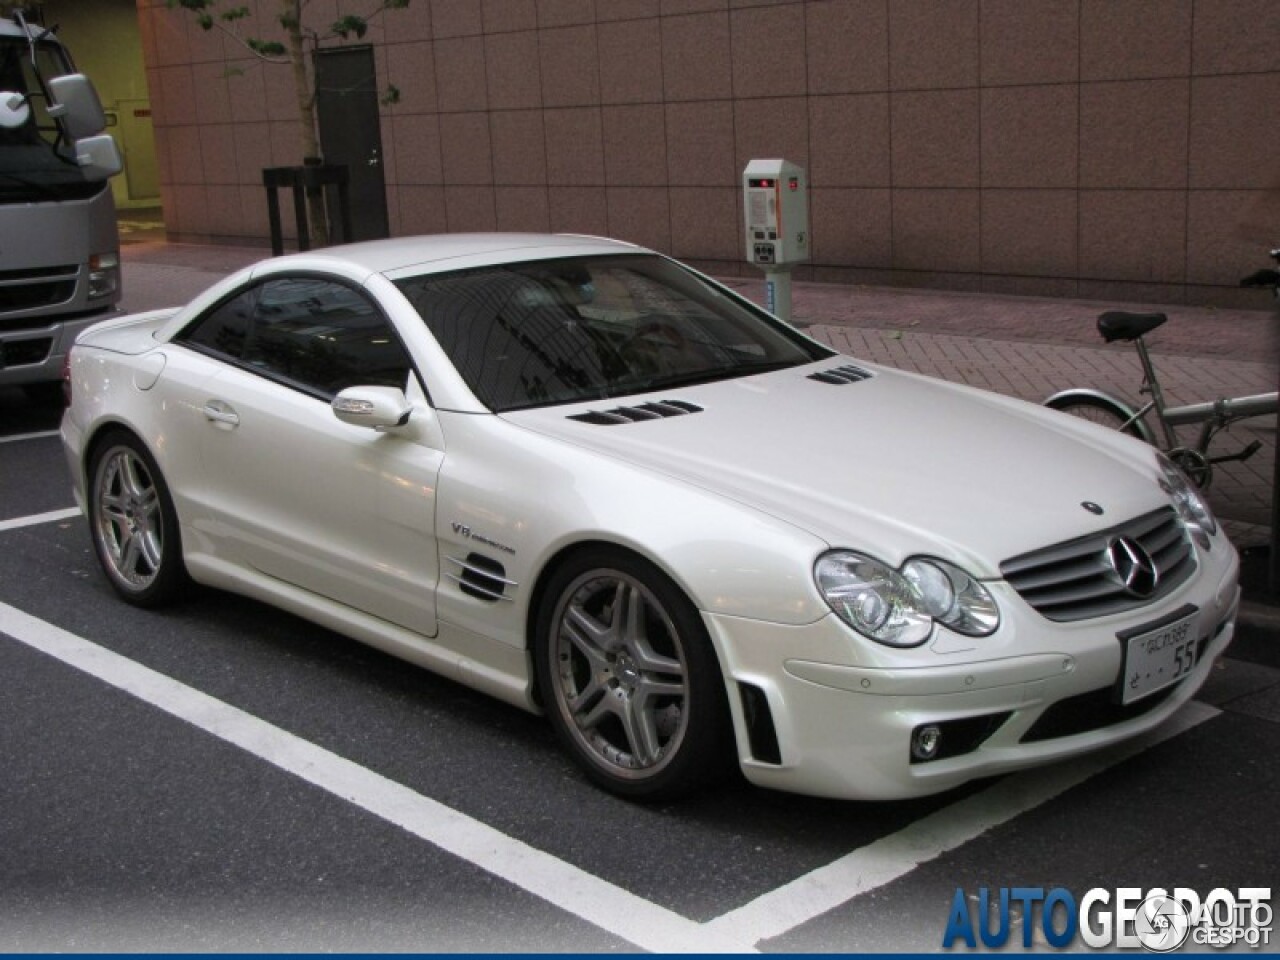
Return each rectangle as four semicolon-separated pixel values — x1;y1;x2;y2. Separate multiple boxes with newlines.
534;548;734;800
1045;394;1146;439
87;431;190;607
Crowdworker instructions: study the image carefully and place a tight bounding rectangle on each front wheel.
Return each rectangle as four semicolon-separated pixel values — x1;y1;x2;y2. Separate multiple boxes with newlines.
88;432;190;607
534;549;733;800
1045;393;1147;439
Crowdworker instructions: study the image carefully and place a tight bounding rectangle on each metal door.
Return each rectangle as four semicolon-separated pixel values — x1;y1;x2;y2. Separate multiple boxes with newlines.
115;99;159;202
315;45;389;242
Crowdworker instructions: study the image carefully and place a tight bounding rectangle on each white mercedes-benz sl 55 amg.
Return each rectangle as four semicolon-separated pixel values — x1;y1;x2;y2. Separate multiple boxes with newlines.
61;233;1240;801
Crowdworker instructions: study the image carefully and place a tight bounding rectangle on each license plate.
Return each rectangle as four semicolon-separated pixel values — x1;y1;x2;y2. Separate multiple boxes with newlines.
1119;611;1198;705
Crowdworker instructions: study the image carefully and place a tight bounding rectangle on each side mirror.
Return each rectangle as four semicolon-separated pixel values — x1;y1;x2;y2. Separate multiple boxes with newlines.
47;73;108;140
0;91;30;129
73;133;123;180
332;385;413;430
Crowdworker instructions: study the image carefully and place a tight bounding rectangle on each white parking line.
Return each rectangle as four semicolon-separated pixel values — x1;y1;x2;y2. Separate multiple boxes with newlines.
0;429;60;443
0;597;1221;951
0;601;753;955
0;507;81;533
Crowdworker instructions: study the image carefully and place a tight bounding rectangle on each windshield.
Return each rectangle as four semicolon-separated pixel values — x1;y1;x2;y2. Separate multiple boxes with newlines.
0;34;100;202
394;254;833;412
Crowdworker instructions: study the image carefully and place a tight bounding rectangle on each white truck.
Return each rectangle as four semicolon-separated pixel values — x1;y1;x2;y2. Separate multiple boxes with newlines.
0;9;122;399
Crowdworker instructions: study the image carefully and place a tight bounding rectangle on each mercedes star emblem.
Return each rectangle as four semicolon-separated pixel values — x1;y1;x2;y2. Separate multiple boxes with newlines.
1107;536;1159;598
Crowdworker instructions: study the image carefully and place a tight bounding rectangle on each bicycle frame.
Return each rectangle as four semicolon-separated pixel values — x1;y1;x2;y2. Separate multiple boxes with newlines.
1045;336;1278;458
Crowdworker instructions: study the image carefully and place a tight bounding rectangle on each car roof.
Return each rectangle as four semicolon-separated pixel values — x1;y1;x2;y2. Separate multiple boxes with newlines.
264;232;646;277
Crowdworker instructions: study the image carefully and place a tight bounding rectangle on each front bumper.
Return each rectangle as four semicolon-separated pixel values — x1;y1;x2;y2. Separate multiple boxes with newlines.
706;544;1240;800
0;308;119;387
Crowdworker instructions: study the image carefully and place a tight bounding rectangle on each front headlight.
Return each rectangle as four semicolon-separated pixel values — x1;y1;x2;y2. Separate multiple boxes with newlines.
1158;454;1217;549
88;252;120;299
815;551;999;648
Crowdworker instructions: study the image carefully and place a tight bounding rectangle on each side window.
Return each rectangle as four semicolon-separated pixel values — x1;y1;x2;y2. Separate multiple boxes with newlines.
180;276;413;398
180;287;256;360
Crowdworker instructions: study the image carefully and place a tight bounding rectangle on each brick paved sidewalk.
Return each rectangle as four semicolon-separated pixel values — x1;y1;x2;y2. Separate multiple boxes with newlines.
722;276;1280;363
122;243;1279;544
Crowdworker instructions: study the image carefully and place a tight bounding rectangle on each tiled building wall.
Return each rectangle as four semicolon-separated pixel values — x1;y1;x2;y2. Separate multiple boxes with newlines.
138;0;1280;307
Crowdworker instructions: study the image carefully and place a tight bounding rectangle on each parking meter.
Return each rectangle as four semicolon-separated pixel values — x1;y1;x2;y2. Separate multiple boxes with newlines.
743;159;809;323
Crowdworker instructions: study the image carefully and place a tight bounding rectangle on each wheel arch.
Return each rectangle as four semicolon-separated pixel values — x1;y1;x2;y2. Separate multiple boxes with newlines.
82;418;156;483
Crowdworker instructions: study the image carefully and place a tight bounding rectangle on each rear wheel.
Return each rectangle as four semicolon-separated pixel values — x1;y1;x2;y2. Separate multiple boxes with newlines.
88;432;189;607
534;549;733;800
1045;394;1146;439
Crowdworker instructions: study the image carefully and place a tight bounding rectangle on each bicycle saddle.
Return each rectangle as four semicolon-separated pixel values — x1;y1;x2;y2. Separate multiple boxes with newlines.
1097;310;1167;343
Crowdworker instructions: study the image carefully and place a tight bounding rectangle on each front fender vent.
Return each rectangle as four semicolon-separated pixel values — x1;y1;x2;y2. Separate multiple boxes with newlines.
446;553;517;603
568;399;703;426
808;364;873;385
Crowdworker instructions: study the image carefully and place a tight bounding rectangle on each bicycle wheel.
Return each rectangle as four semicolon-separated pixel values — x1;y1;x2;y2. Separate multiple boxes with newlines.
1045;394;1146;439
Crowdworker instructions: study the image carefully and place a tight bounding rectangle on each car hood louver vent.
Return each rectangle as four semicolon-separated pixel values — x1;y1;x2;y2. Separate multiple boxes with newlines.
568;400;704;426
809;365;874;385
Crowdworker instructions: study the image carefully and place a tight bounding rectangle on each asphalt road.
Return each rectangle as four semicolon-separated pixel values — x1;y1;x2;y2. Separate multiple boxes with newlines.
1;262;1278;951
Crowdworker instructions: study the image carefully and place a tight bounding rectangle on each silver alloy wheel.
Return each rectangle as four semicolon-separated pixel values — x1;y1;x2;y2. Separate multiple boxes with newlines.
549;570;691;780
94;445;164;592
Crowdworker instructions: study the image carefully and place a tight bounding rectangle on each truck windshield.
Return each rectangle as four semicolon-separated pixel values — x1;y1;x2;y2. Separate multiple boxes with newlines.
0;34;101;202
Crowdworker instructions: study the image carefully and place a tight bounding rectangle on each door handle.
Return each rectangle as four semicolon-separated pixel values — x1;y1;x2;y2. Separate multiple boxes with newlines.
202;400;240;427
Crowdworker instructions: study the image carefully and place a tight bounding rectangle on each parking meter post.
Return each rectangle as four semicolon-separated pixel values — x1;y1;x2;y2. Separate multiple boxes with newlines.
766;268;794;323
743;159;809;326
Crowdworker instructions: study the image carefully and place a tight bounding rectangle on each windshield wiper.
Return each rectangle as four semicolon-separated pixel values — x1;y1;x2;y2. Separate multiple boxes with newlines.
635;359;803;392
499;359;811;413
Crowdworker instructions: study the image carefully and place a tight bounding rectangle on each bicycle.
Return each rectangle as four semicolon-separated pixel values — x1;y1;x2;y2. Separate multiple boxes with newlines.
1044;249;1280;490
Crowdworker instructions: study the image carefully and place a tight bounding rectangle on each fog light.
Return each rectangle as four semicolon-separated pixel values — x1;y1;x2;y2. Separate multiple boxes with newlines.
911;724;942;762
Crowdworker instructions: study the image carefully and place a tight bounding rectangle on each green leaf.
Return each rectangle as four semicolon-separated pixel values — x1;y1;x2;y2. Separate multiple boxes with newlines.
196;11;213;29
220;5;249;22
383;0;410;8
380;84;401;106
247;37;287;56
332;14;368;39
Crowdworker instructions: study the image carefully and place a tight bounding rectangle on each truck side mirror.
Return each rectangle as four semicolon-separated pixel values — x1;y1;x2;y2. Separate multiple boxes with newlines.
74;133;123;180
47;73;107;140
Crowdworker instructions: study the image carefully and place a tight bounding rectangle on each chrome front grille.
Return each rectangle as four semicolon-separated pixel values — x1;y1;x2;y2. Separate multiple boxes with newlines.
1000;507;1195;622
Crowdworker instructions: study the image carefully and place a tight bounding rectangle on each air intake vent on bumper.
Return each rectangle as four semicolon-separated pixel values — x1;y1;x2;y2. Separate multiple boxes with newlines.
808;365;873;385
568;400;703;426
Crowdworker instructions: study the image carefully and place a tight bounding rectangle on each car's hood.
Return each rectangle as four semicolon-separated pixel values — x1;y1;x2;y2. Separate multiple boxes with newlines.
503;361;1170;577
